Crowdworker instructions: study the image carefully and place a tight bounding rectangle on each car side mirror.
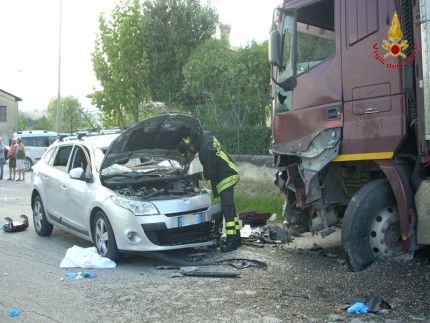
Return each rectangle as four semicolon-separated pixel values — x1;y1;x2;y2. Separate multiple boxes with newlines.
69;167;88;181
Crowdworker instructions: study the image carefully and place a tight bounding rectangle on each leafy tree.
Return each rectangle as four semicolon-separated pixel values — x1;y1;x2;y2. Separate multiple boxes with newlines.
141;0;218;102
33;115;52;131
232;41;271;126
18;113;53;131
92;0;150;127
46;96;94;133
182;39;270;127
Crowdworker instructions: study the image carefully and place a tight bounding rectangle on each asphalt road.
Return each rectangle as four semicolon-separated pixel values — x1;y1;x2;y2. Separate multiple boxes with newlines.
0;168;278;323
1;168;429;323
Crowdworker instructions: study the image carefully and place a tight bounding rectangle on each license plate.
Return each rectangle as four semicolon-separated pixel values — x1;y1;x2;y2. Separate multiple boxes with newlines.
178;213;203;227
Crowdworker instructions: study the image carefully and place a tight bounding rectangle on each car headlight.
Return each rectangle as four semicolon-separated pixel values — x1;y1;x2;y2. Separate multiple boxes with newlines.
111;196;159;216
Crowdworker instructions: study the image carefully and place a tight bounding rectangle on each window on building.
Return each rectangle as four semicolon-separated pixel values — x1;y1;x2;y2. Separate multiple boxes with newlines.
0;106;6;121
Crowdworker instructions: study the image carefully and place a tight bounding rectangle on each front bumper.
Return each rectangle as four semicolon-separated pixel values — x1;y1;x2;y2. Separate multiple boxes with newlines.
105;194;223;252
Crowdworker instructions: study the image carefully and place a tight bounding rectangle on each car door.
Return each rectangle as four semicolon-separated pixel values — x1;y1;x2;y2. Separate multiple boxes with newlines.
60;145;94;237
43;145;73;224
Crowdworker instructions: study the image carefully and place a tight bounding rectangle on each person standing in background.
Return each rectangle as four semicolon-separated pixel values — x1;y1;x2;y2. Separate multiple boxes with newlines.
15;138;26;181
7;138;17;181
0;138;4;180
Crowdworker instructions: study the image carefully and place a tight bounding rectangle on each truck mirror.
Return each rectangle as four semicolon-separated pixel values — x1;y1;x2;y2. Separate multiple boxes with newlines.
278;76;297;92
269;30;281;67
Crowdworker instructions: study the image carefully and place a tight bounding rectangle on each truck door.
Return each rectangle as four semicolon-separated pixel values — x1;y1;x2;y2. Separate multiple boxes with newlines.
271;0;342;156
340;0;407;158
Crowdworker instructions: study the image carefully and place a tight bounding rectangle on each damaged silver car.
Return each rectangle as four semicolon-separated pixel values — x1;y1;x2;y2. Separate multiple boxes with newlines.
31;114;223;260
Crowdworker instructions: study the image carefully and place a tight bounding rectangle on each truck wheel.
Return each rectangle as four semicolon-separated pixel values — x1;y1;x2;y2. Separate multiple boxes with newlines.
33;195;54;236
93;211;121;261
342;178;402;271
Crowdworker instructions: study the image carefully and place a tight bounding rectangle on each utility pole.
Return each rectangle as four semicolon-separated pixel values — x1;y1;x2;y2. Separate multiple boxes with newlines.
56;0;62;135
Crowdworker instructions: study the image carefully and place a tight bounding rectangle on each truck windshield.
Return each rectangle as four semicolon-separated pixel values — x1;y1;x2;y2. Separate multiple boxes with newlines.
276;0;335;113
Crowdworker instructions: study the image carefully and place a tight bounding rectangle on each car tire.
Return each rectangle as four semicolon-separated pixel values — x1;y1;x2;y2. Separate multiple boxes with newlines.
33;195;54;236
93;211;121;261
342;178;402;272
24;157;33;172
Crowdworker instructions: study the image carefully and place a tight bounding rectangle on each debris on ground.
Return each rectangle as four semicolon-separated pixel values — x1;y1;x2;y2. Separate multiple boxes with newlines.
65;271;97;279
346;302;368;314
3;215;29;232
9;309;20;317
336;296;392;315
239;211;271;226
240;224;293;247
181;270;240;278
60;245;116;269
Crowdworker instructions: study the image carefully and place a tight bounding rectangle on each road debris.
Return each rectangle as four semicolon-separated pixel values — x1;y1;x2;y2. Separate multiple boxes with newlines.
3;215;29;232
65;272;97;279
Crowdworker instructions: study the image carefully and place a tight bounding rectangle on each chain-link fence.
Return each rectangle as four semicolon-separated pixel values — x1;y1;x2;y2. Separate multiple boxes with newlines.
153;91;272;156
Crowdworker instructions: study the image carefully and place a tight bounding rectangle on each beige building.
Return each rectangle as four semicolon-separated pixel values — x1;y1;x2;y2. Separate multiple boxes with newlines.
0;89;21;140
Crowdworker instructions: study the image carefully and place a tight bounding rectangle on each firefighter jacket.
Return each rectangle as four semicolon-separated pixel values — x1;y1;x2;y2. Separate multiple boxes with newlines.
194;131;239;198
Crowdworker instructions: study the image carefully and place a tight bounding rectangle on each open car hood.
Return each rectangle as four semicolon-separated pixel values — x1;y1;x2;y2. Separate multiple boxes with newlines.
101;113;201;171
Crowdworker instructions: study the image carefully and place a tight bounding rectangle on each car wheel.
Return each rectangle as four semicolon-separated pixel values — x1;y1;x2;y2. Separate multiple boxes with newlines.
342;178;402;271
24;158;33;172
33;195;54;236
93;211;121;261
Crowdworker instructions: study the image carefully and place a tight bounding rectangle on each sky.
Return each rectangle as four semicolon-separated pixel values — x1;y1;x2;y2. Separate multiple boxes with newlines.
0;0;280;113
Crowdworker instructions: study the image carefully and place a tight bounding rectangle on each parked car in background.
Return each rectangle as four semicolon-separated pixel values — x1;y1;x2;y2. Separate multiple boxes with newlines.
13;130;57;171
31;114;223;260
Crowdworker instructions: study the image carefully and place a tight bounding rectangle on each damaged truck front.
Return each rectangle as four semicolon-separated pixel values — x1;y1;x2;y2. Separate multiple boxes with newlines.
269;0;430;271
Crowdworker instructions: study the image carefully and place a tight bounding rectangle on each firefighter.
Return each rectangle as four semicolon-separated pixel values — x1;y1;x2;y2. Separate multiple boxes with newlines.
178;128;241;252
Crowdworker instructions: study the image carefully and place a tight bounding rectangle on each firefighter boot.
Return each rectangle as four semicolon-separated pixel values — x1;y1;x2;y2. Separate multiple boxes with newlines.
223;219;239;252
221;236;238;253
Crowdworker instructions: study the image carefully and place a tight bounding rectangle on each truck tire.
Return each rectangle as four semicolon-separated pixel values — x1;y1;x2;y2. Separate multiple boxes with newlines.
342;178;402;271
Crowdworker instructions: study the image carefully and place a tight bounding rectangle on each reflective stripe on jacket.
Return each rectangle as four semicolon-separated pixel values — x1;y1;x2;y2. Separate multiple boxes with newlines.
197;131;239;196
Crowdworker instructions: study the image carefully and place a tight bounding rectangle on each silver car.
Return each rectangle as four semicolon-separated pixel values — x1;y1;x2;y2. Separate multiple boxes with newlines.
31;114;223;260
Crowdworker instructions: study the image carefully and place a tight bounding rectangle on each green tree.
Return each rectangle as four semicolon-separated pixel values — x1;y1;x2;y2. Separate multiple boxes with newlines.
232;41;271;126
33;115;52;131
92;0;150;127
142;0;218;103
18;113;52;131
182;39;270;127
47;96;93;133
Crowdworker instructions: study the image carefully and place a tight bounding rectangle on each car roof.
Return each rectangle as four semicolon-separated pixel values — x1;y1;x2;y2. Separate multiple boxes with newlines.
54;133;120;149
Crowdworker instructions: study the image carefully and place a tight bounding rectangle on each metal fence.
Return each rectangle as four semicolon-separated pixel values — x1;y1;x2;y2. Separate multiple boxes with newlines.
155;92;273;156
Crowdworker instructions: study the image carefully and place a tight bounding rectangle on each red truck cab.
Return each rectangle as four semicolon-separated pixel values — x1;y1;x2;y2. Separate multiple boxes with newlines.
269;0;429;271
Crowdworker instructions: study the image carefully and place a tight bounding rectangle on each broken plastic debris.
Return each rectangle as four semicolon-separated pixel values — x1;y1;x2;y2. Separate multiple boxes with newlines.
347;302;368;314
3;215;29;233
179;266;198;273
65;271;97;279
181;271;240;278
240;224;253;238
65;272;77;278
9;309;20;317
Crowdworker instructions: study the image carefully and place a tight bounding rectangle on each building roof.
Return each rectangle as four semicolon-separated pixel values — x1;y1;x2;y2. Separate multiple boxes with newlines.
0;89;22;102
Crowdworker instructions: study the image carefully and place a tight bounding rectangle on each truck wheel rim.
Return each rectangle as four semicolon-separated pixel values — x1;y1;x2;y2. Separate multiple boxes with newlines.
369;206;402;258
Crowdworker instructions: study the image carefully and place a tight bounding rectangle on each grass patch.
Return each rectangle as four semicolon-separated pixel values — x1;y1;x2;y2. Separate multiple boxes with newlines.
234;178;285;220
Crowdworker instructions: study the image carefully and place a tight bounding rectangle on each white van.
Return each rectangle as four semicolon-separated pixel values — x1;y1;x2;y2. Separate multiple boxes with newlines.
13;130;57;171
